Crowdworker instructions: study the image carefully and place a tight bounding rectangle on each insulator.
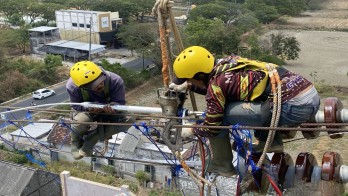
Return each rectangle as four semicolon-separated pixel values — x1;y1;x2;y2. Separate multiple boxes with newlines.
339;109;348;123
339;165;348;183
321;151;342;181
324;97;344;139
295;152;317;182
311;165;322;183
269;153;294;190
315;110;325;123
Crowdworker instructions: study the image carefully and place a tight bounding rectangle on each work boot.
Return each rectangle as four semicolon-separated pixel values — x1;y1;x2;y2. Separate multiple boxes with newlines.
79;116;136;157
79;127;103;157
70;130;84;160
70;112;93;160
252;133;284;153
206;135;236;177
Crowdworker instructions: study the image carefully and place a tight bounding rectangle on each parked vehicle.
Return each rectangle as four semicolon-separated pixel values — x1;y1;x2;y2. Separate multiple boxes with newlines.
32;89;56;100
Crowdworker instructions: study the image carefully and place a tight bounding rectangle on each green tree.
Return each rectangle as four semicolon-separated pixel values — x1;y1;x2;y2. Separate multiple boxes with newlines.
66;0;94;10
0;0;28;20
185;17;240;56
244;0;279;23
117;22;161;66
92;0;138;23
27;55;62;83
117;22;158;51
233;12;259;32
265;0;306;16
270;33;300;60
188;3;229;22
26;1;44;24
6;13;25;27
99;59;151;90
0;28;30;53
41;3;65;25
129;0;154;21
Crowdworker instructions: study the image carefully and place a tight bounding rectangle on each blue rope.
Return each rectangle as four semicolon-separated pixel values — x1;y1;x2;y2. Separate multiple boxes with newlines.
230;124;261;188
109;134;119;158
22;150;45;167
132;122;176;165
25;110;33;124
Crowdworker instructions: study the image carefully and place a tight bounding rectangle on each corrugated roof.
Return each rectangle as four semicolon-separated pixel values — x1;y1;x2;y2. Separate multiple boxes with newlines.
0;161;32;195
45;40;105;54
10;121;54;138
28;26;59;32
47;123;72;145
0;161;61;195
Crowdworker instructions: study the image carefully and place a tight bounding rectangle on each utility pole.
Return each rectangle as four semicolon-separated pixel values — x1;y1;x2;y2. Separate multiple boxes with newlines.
88;15;92;61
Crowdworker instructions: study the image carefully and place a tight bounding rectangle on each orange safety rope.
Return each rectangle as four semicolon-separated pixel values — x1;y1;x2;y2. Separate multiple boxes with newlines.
152;0;172;87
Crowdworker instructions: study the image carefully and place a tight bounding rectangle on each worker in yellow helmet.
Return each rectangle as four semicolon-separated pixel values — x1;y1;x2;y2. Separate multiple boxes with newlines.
170;46;320;176
66;61;135;160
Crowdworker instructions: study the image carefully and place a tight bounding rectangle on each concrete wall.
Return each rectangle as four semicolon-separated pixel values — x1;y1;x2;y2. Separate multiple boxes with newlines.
59;29;100;44
60;170;135;196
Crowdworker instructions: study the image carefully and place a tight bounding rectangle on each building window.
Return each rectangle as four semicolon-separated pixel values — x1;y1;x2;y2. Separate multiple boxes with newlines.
72;23;77;27
108;159;114;165
79;23;84;28
145;165;151;173
86;24;91;28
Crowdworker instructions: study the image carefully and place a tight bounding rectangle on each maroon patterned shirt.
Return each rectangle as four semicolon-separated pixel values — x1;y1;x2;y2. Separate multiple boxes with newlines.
193;57;312;137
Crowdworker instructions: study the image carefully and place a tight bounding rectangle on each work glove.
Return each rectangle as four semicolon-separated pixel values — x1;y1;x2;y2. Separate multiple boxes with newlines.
169;81;188;92
181;120;194;138
103;103;117;114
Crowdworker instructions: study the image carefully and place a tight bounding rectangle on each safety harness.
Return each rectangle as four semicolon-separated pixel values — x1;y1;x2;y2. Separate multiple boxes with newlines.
213;56;286;102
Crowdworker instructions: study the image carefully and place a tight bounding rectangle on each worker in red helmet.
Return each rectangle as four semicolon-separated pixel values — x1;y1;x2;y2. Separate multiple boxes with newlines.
66;61;135;160
170;46;320;176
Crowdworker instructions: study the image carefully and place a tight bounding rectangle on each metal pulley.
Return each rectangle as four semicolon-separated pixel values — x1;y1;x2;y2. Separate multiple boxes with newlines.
157;88;181;116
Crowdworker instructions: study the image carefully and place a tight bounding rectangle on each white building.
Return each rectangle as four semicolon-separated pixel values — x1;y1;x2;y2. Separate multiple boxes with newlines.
55;10;122;47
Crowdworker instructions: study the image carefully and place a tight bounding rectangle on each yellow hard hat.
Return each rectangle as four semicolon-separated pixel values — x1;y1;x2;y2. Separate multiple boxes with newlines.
173;46;215;78
70;61;102;87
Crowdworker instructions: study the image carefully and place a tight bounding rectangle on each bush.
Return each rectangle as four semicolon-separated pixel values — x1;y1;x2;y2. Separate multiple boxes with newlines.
257;54;285;65
8;152;28;164
128;182;139;193
98;59;152;90
135;170;150;184
101;165;114;175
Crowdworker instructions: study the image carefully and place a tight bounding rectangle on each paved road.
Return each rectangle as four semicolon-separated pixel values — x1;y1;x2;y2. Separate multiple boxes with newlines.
123;57;155;71
0;55;154;121
1;84;69;121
